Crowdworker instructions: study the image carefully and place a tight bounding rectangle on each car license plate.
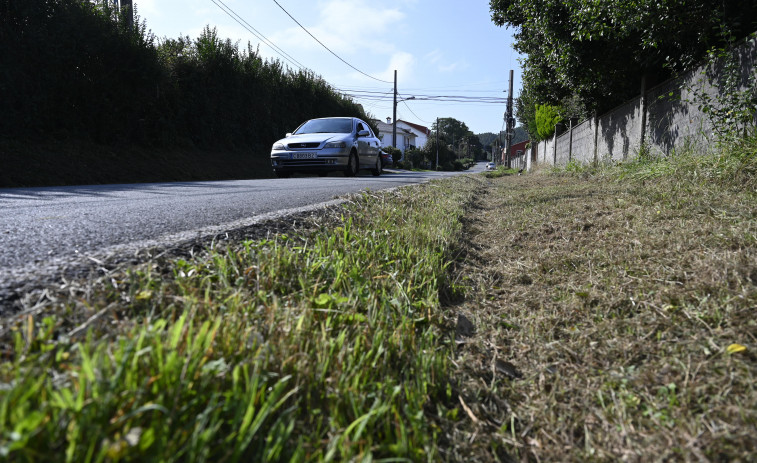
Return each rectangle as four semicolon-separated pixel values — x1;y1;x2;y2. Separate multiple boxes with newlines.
292;152;316;159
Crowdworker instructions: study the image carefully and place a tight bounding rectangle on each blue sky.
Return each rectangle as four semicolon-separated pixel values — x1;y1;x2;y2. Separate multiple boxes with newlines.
134;0;522;135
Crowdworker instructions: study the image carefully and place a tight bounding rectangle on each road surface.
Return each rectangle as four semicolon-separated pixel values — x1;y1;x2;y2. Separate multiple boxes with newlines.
0;165;485;305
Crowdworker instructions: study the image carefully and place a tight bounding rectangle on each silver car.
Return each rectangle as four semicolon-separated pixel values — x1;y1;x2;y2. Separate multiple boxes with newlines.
270;117;383;178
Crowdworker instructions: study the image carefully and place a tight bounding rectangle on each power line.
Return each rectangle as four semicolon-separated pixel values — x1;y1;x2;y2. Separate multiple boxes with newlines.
336;87;510;96
341;93;508;104
398;92;431;123
336;88;508;102
270;0;392;84
209;0;308;71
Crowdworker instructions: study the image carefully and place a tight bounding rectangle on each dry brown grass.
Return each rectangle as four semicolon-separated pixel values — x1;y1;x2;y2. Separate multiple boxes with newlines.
441;167;757;462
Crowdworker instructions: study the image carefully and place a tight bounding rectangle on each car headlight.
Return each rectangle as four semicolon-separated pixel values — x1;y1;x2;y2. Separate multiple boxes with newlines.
324;141;347;149
272;142;286;150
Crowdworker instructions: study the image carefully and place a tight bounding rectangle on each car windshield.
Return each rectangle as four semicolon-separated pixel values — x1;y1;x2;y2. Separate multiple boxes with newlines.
294;119;353;135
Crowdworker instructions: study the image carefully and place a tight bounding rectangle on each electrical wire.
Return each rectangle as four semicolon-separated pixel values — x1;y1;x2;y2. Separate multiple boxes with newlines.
270;0;392;84
398;92;431;123
209;0;308;71
340;93;508;104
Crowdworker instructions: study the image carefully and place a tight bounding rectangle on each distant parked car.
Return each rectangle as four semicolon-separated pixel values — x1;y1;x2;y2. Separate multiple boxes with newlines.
379;149;393;168
270;117;382;178
485;162;496;171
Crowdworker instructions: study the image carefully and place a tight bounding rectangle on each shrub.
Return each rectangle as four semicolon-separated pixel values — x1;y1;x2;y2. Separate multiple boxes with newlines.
405;148;427;168
535;104;563;139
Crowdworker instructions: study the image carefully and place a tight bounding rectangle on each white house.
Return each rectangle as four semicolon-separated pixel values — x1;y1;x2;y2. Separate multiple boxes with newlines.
374;118;414;152
396;120;430;150
374;118;430;153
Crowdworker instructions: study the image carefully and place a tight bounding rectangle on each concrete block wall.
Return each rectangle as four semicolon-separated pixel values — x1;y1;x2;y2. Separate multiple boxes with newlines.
645;71;713;156
571;119;596;163
555;131;571;165
539;138;555;166
529;35;756;169
596;99;642;163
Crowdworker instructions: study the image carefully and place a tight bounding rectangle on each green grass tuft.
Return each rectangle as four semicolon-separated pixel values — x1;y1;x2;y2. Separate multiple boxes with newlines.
0;177;482;461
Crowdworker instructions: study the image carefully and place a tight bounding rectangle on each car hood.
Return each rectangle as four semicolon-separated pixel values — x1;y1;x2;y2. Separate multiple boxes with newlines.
278;133;350;146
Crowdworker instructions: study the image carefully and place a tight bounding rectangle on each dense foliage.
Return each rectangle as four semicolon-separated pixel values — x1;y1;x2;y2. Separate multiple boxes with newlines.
0;0;371;154
0;0;160;143
491;0;757;116
534;104;562;139
425;117;485;165
433;117;473;145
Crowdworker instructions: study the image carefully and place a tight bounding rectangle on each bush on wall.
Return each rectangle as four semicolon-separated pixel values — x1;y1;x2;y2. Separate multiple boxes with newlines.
535;104;563;139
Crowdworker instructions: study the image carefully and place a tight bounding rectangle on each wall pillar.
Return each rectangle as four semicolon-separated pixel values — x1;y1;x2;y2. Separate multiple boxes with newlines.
639;74;648;157
553;126;558;165
593;111;599;163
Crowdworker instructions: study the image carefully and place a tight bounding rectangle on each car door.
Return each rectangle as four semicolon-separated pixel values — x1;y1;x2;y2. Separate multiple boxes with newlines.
366;126;380;159
355;120;373;168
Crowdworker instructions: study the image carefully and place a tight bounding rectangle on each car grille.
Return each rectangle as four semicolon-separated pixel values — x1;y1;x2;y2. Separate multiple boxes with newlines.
287;142;320;149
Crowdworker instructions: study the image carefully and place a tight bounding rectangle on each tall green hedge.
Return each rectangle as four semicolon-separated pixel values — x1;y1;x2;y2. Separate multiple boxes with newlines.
0;0;371;152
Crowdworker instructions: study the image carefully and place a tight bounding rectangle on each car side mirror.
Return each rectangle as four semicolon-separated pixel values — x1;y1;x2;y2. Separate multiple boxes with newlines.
285;133;292;138
357;130;370;137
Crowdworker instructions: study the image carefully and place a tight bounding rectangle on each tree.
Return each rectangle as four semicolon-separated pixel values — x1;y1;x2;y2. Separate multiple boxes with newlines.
420;138;455;169
535;104;562;139
490;0;757;114
433;117;473;145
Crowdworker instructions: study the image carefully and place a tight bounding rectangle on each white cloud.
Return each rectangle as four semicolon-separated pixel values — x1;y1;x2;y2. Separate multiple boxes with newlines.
376;51;416;82
272;0;404;56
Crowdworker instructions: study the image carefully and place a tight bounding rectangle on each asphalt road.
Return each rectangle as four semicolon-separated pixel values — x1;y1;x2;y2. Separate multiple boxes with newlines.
0;165;485;296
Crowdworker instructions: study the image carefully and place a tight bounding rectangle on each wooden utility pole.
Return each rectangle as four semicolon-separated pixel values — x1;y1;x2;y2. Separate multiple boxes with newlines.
435;117;439;169
392;70;398;148
504;70;514;168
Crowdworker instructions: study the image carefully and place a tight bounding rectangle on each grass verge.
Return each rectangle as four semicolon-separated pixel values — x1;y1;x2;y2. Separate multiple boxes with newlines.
0;176;482;461
442;136;757;461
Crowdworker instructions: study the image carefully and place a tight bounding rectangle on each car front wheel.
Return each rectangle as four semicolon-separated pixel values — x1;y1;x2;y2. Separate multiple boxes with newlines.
344;152;358;177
